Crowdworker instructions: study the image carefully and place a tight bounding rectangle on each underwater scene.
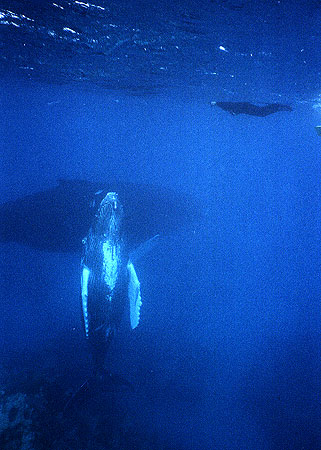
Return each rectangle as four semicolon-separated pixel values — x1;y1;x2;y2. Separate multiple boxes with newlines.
0;1;320;449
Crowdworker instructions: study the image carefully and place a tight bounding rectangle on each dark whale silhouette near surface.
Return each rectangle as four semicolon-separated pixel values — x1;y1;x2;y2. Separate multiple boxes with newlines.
211;101;293;116
0;179;195;253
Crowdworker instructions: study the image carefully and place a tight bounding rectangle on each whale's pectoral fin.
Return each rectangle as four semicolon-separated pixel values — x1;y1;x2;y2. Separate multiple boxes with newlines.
81;265;90;338
129;234;160;263
127;261;142;329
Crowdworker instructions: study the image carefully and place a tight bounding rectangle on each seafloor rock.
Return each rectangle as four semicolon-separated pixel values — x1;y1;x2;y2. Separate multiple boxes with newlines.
0;372;178;450
0;391;34;450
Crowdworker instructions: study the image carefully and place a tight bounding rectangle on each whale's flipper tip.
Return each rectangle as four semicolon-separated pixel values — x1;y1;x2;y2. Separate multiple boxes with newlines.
315;126;321;136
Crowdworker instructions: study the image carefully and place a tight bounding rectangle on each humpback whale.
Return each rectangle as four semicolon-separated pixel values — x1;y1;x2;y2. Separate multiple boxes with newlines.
211;101;293;116
80;191;144;372
0;179;195;253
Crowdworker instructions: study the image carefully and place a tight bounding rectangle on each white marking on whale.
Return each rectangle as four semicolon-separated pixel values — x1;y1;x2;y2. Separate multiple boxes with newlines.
127;261;142;329
102;242;120;292
81;265;90;337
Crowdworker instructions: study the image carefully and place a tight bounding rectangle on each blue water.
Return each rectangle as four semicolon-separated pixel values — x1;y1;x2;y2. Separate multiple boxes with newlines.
1;1;321;449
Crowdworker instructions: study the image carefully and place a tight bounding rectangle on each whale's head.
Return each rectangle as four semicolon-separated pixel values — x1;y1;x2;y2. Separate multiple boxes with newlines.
92;192;123;240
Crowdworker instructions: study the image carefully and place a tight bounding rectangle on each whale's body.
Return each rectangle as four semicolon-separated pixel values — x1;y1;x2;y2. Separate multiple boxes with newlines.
80;192;141;372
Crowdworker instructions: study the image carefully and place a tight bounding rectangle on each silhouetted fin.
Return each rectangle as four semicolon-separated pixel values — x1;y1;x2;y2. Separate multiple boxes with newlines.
211;101;293;117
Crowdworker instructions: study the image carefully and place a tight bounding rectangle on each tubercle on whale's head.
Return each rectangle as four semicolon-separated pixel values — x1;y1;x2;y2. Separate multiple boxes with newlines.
99;192;119;214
